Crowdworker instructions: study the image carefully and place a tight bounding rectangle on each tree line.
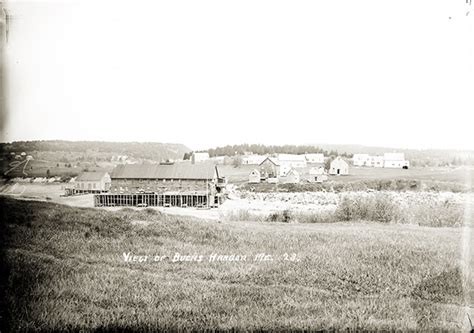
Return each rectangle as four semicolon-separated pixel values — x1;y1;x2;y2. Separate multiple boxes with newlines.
203;144;353;158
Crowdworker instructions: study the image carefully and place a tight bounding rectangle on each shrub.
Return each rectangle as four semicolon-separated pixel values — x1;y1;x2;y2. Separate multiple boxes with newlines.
372;193;399;223
266;209;293;223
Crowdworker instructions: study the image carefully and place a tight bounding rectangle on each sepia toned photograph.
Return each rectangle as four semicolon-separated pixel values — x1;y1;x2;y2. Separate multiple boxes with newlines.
0;0;473;331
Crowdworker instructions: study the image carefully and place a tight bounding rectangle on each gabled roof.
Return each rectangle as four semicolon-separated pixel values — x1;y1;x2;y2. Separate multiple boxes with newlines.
281;168;299;177
111;163;217;180
259;157;279;166
330;157;349;166
76;171;109;182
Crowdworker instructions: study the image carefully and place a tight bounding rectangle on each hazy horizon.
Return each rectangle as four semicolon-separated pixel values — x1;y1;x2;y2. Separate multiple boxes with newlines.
2;0;473;151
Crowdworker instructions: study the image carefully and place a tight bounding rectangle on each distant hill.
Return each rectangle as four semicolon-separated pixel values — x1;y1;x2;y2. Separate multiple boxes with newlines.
0;140;191;162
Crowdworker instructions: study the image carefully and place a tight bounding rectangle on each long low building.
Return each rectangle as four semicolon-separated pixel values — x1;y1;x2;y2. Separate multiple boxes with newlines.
95;163;226;208
353;153;409;168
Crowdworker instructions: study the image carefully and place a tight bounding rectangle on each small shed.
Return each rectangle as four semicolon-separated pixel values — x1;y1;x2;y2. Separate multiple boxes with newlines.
329;157;349;175
248;169;261;184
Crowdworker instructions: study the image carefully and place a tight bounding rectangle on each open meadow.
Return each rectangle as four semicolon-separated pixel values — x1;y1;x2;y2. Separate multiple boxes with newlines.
220;165;474;188
1;196;473;331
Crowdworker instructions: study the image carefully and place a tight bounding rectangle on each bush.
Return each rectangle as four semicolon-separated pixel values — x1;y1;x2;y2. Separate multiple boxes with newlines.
266;209;293;223
372;193;400;223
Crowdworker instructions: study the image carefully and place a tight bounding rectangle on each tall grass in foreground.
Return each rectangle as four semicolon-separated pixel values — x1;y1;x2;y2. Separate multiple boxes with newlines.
222;193;464;227
0;197;467;331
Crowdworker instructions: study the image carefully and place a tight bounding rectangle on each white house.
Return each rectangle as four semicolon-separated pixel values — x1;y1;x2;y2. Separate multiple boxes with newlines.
353;154;389;168
279;169;300;184
384;153;409;168
74;171;111;193
352;154;370;166
370;155;384;168
191;152;210;164
279;164;292;177
329;157;349;175
248;169;261;183
305;153;325;164
278;154;307;168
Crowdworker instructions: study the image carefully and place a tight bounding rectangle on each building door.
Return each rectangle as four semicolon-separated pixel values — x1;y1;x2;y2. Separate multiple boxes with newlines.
337;169;340;175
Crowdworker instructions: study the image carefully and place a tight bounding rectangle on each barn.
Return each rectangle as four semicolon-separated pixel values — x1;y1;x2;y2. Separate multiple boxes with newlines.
74;171;111;194
248;169;261;183
329;157;349;175
259;157;280;180
384;153;409;168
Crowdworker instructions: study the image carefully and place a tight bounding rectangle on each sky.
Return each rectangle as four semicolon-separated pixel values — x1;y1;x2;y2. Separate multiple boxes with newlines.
1;0;473;151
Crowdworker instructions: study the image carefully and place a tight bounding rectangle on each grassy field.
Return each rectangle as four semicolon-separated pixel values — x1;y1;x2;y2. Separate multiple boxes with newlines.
221;165;474;186
0;158;112;179
0;197;470;331
237;167;474;193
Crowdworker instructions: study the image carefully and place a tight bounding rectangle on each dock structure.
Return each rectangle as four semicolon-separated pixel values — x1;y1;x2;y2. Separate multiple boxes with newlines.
94;192;224;208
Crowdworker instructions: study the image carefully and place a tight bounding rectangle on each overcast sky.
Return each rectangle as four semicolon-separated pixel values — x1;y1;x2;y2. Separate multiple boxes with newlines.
2;0;473;151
